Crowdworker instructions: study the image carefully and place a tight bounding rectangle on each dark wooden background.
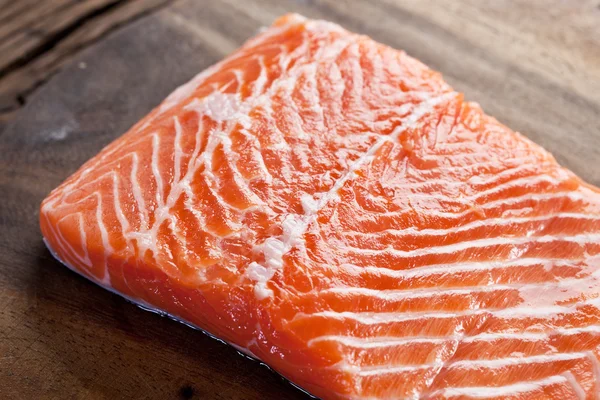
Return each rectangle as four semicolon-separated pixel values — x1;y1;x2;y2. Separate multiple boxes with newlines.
1;0;599;399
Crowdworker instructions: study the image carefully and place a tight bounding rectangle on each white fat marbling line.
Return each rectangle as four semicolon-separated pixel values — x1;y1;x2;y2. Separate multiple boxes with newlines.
308;335;455;348
297;309;465;324
462;326;600;344
586;350;600;395
254;147;274;183
321;284;515;299
94;193;113;285
111;172;131;249
322;271;600;306
462;332;548;342
556;325;600;335
447;351;587;369
428;375;569;398
338;353;588;392
320;282;533;300
308;323;600;352
354;364;435;376
466;162;555;184
298;296;600;325
414;156;550;179
488;305;579;318
344;190;587;227
185;91;243;123
173;117;183;188
150;133;164;208
474;190;586;214
563;371;587;400
346;212;599;240
458;159;555;182
246;261;276;300
338;257;579;280
77;213;92;267
393;171;568;202
301;193;320;214
246;214;307;299
231;120;274;183
52;213;91;270
329;358;442;376
342;232;600;258
259;236;287;269
47;213;82;267
130;153;149;231
252;55;269;99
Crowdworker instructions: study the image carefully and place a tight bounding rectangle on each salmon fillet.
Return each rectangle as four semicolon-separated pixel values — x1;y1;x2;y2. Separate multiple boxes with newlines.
40;14;600;399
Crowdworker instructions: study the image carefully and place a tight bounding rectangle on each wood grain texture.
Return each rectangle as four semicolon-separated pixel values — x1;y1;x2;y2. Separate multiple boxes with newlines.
1;0;599;399
0;0;172;115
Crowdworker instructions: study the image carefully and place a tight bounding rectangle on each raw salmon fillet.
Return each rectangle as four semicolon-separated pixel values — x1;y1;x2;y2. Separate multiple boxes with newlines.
40;14;600;399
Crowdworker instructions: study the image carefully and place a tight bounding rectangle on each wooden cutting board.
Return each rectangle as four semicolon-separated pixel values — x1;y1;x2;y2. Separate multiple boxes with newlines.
1;1;599;398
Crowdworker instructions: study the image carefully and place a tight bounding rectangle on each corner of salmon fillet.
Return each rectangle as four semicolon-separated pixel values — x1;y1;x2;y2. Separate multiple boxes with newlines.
272;13;307;27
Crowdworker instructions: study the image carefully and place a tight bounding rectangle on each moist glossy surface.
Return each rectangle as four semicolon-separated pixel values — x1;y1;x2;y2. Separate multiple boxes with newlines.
40;14;600;399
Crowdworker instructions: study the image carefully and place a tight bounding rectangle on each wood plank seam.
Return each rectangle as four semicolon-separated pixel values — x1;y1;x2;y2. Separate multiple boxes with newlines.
0;0;174;120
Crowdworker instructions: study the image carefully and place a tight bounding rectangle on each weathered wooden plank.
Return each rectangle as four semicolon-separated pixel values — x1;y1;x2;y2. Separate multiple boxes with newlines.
0;0;113;72
0;0;172;114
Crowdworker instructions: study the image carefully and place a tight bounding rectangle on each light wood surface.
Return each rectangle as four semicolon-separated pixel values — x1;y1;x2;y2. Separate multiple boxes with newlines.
1;1;599;399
